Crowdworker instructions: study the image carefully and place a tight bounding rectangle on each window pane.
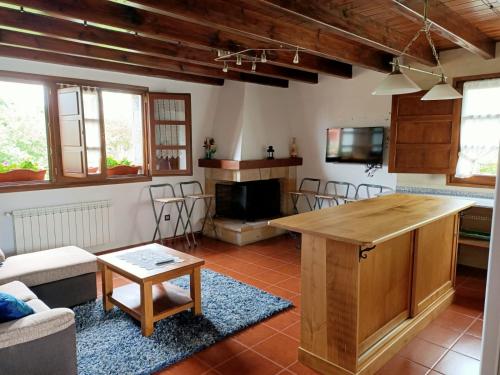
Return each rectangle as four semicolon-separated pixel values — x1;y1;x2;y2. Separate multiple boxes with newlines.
102;91;143;175
0;80;49;181
457;78;500;177
83;88;102;175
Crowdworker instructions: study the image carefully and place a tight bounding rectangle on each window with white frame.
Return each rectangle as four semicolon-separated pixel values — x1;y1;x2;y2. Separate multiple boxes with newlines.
455;78;500;179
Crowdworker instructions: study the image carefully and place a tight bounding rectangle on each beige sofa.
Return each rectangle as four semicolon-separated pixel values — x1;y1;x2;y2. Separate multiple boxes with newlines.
0;281;77;375
0;246;98;307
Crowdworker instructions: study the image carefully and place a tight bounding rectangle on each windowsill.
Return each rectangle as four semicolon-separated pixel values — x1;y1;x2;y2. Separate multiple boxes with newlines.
447;175;495;189
0;175;152;193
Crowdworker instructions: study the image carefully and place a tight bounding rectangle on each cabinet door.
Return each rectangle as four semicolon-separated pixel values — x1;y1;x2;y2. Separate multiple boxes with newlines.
388;91;460;174
358;232;413;353
411;214;459;316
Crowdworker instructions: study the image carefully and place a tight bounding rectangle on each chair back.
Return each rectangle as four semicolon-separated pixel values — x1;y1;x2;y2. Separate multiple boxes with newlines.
355;184;393;200
148;183;176;204
323;181;356;199
178;180;204;197
298;178;321;194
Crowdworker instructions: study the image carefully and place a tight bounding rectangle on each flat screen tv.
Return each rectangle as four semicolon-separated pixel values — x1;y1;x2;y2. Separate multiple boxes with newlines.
326;126;384;164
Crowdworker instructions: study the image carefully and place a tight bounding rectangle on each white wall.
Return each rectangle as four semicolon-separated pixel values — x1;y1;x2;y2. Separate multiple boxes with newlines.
288;67;397;192
0;57;222;255
212;80;293;160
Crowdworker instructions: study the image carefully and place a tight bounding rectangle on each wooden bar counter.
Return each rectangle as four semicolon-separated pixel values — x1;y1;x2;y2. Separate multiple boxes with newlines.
269;194;474;375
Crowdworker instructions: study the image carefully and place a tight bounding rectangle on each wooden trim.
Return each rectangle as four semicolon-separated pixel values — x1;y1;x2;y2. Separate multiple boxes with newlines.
447;73;500;189
0;70;148;93
0;175;152;194
198;157;303;170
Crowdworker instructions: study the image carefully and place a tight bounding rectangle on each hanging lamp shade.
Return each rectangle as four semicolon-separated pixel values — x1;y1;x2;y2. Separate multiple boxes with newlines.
421;76;462;100
372;62;421;96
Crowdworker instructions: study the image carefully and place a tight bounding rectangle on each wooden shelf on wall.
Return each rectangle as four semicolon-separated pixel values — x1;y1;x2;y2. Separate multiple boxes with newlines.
198;157;302;170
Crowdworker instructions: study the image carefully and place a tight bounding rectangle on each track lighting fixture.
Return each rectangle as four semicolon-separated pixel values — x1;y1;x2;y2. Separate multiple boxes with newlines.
293;48;299;64
19;6;24;12
214;46;304;71
260;50;267;63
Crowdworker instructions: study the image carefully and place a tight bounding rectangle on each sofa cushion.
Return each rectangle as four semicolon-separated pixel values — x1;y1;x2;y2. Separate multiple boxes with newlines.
0;307;74;349
0;246;97;287
0;281;37;302
0;292;34;323
0;248;5;263
25;299;50;314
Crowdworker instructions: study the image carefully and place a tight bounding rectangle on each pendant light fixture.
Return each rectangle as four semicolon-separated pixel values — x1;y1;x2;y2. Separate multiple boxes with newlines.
372;58;421;95
372;0;462;101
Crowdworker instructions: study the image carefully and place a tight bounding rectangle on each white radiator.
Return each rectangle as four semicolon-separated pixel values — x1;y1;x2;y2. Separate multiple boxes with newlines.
11;200;113;254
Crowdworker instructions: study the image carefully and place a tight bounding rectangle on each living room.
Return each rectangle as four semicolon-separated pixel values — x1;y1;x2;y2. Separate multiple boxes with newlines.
0;1;500;375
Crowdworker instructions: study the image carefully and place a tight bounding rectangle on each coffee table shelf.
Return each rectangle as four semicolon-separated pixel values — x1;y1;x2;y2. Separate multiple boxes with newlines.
110;282;194;323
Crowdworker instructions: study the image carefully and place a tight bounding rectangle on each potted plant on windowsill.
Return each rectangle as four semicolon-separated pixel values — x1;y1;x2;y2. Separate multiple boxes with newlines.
0;160;47;182
106;156;140;176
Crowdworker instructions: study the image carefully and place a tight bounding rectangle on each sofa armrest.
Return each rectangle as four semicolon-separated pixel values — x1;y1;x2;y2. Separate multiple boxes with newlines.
0;308;74;349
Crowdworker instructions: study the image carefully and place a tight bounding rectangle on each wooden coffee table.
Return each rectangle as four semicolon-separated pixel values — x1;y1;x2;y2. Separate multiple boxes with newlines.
97;243;204;336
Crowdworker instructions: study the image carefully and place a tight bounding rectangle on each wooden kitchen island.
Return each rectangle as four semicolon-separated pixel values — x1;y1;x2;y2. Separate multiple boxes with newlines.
269;194;474;375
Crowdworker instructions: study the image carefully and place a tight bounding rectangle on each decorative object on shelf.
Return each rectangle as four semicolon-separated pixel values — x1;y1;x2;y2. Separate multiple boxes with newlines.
0;160;46;182
290;137;298;158
203;137;217;160
215;46;305;73
372;0;462;101
266;146;275;160
106;157;140;176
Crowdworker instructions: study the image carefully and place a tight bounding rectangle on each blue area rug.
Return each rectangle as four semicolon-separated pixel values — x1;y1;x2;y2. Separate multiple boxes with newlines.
73;269;292;375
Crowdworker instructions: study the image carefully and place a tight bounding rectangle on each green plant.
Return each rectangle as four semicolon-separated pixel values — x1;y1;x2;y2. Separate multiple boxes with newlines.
106;156;132;167
0;159;40;173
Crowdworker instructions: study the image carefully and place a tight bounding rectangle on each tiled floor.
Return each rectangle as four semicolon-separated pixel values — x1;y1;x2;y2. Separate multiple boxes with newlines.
95;236;486;375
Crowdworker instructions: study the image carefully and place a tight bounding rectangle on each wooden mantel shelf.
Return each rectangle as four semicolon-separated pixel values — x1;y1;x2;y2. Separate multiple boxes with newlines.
198;157;302;170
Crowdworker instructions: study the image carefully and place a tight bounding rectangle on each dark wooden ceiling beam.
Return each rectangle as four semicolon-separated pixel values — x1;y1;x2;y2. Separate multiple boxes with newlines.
118;0;392;72
0;7;318;83
5;0;387;72
391;0;496;59
0;45;224;85
0;29;292;87
257;0;435;66
0;2;351;78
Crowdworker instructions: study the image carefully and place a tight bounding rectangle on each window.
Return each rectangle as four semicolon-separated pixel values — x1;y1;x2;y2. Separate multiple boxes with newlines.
0;79;50;183
56;84;146;181
148;93;192;176
448;74;500;188
102;91;144;175
0;71;158;192
0;71;195;192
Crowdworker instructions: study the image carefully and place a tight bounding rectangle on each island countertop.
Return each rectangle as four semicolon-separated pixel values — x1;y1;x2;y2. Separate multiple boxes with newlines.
269;193;474;246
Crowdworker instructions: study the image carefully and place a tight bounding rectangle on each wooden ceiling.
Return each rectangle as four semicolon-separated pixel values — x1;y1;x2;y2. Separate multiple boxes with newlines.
0;0;498;87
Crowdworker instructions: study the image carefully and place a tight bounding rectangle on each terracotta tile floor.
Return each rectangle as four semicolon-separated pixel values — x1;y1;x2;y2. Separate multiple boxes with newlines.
95;236;486;375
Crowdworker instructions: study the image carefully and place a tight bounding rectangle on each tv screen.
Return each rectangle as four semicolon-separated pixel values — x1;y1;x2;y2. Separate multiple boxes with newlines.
326;127;384;164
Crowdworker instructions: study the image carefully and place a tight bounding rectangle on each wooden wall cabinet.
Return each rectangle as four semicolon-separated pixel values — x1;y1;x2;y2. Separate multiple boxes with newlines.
388;91;459;174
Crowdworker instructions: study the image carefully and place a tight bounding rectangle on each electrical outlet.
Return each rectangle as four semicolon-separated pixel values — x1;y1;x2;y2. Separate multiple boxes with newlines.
164;214;170;221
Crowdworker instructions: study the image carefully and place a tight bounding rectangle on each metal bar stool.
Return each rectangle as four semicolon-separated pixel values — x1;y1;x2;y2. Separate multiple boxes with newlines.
178;181;217;247
353;183;394;201
148;183;192;247
314;181;357;208
289;178;321;213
